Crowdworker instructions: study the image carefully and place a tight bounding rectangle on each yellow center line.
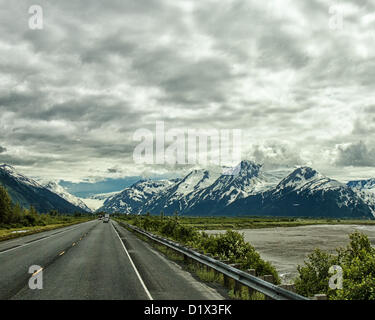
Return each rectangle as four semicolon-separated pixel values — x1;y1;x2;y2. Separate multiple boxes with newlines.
32;268;43;277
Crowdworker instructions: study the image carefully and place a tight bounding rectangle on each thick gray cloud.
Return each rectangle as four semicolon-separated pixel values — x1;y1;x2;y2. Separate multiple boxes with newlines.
0;146;6;153
335;141;375;167
0;0;375;182
250;143;304;169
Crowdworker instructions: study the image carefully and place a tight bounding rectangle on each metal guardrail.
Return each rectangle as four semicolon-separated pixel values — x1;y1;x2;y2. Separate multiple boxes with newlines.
119;222;309;300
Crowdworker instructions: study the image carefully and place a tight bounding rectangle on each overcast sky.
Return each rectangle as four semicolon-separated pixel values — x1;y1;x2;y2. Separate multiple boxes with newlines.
0;0;375;184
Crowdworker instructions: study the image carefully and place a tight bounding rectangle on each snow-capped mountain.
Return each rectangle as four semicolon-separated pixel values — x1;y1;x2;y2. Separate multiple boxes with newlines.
199;161;271;201
142;169;221;214
99;179;178;214
44;181;92;213
99;160;282;216
271;167;343;194
182;160;276;215
348;178;375;193
223;167;374;219
86;162;375;219
347;178;375;217
0;164;42;188
0;164;89;214
100;160;276;215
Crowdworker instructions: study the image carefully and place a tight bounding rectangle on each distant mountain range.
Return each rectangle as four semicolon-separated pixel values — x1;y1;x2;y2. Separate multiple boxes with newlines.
43;181;92;212
0;164;90;214
1;162;375;219
99;161;375;219
80;191;121;211
347;178;375;193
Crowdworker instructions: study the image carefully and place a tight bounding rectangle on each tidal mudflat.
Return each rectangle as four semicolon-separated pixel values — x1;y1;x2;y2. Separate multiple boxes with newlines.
206;224;375;283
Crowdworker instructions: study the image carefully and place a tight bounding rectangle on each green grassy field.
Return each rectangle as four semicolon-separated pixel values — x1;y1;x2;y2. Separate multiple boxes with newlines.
180;217;375;230
115;215;375;230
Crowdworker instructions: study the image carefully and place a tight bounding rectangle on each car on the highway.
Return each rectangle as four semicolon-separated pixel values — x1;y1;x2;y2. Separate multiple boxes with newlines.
103;214;110;223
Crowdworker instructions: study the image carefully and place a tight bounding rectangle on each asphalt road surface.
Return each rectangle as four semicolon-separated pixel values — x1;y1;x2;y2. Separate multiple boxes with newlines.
0;220;224;300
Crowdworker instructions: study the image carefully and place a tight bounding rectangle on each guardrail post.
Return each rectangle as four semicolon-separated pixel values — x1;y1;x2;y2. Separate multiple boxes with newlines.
183;253;189;264
263;275;274;300
220;259;230;286
204;254;213;273
228;264;241;295
234;280;242;297
208;255;220;280
247;269;256;276
246;269;256;298
223;274;230;288
264;275;274;284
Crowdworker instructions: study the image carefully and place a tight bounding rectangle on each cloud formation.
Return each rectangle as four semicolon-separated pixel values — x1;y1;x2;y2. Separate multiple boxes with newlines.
0;0;375;182
249;142;304;169
335;141;375;167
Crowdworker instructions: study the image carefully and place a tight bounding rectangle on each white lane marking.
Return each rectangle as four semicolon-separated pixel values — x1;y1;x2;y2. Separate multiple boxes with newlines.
0;220;97;256
111;222;153;300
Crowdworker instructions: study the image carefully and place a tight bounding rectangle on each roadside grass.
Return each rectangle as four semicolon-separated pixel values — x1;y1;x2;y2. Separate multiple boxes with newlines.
228;288;266;300
0;218;91;242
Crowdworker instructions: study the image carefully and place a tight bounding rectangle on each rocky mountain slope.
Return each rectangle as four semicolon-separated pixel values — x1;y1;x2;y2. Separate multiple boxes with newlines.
0;164;89;214
44;181;92;213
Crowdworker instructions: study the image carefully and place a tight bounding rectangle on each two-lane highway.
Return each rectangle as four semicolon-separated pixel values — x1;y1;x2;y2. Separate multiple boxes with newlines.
0;220;224;300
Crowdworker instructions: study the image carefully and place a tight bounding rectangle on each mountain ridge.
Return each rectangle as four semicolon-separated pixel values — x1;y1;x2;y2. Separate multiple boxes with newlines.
98;161;375;219
44;181;92;213
0;164;89;214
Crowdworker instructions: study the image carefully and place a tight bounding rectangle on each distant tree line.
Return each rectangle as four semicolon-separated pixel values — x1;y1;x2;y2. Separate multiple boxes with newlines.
0;185;88;228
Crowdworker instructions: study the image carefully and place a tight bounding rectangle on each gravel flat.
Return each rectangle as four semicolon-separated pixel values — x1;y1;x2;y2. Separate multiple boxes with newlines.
206;224;375;283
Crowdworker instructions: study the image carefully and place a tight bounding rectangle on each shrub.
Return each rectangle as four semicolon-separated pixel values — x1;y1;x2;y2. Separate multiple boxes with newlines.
295;232;375;300
295;248;337;297
160;219;178;238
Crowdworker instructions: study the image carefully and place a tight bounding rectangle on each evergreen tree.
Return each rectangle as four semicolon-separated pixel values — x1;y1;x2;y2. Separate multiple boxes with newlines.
29;205;38;216
49;209;58;216
0;186;12;224
13;203;24;224
174;210;179;222
25;205;38;226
